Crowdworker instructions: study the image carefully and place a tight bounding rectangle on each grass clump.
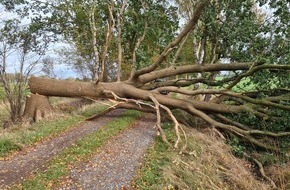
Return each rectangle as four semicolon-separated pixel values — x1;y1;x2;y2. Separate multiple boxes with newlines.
134;124;272;190
0;138;22;156
15;110;142;190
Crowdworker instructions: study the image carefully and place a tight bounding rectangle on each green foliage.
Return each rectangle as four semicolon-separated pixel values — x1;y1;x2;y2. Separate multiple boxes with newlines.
134;123;172;189
7;0;178;80
229;137;246;157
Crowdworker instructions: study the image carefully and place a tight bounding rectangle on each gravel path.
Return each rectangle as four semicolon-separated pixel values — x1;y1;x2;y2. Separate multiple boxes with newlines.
0;109;126;188
54;114;156;190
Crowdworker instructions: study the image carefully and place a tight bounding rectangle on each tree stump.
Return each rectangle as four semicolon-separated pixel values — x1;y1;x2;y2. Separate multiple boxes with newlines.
23;94;52;124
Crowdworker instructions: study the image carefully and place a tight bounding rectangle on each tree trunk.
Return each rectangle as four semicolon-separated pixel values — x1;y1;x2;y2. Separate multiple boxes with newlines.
23;94;52;123
27;77;243;114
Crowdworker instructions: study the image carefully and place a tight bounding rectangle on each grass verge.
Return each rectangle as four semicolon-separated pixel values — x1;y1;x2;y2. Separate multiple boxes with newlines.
0;102;108;158
13;110;142;190
134;123;272;190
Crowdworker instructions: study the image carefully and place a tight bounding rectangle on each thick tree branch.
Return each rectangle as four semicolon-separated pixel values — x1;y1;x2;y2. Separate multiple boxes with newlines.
226;64;290;90
154;87;290;111
137;63;290;85
129;0;210;80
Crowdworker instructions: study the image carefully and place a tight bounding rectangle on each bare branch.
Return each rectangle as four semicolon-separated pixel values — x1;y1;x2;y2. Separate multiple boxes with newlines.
149;94;168;143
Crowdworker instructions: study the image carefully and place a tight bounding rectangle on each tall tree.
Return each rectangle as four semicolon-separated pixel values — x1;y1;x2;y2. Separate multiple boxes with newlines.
24;0;178;81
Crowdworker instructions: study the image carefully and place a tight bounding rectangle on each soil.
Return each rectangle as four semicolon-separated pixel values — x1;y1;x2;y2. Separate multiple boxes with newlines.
0;109;144;189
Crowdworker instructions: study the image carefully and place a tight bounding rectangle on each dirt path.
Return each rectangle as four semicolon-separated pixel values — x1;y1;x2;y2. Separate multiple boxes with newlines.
53;114;156;190
0;109;126;188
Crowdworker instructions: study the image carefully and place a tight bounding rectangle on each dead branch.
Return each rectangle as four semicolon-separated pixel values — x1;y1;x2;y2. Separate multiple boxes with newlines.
243;153;278;189
160;104;181;148
149;94;168;143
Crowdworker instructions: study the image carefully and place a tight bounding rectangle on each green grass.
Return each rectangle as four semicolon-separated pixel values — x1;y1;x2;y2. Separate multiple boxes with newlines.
0;103;109;158
14;110;142;190
134;123;174;189
0;138;22;154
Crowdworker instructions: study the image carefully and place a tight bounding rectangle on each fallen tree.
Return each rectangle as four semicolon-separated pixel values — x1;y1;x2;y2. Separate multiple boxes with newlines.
23;0;290;154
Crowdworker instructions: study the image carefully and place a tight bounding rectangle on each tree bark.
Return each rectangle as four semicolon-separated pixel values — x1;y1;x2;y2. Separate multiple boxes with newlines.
23;94;52;123
27;77;244;114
